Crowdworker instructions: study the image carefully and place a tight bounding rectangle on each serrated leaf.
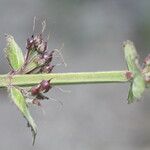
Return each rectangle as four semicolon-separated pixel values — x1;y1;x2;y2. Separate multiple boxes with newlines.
9;86;37;145
5;35;24;70
123;40;145;103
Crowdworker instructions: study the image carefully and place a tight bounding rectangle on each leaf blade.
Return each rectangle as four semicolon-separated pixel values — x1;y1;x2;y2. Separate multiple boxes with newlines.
123;40;145;103
9;86;37;145
5;35;24;70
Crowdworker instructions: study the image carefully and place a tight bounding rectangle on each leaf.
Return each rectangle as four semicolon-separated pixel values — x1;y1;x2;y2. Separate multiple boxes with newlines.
124;40;140;73
5;35;24;70
9;86;37;145
127;75;145;104
123;40;145;103
127;84;134;104
132;74;145;99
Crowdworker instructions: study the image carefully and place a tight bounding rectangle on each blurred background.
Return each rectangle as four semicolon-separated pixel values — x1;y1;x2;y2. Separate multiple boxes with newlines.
0;0;150;150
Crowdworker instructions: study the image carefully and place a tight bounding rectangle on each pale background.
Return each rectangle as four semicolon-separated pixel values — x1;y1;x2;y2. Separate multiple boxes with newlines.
0;0;150;150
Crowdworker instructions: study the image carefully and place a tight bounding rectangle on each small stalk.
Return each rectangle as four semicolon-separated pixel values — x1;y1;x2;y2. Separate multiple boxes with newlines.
0;71;130;88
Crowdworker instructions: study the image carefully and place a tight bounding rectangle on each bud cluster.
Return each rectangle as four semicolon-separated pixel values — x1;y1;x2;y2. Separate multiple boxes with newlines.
21;33;57;106
26;34;47;53
28;80;52;106
4;24;65;143
22;34;55;74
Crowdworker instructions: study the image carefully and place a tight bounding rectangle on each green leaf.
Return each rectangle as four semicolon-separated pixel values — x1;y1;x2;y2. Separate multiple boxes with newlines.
124;40;139;73
132;74;145;98
123;40;145;103
127;84;134;104
9;86;37;145
5;35;24;71
127;75;145;104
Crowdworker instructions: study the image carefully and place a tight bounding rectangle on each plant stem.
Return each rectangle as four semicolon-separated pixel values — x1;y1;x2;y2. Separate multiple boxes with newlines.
0;71;129;88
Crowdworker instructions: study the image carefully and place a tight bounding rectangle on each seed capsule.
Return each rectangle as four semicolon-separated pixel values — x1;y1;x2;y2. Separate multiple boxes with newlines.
33;34;42;47
26;35;34;49
30;85;41;95
26;34;47;54
29;79;52;96
40;80;52;93
42;51;54;64
37;41;47;53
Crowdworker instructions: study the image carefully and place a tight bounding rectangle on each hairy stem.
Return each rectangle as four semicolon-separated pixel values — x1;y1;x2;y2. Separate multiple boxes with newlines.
0;71;130;88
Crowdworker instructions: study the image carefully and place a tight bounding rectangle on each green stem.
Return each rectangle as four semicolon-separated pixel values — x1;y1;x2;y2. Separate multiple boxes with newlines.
0;71;129;88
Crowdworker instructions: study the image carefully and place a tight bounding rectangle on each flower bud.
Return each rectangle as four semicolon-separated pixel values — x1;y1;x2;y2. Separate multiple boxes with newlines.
42;51;54;64
30;85;41;95
33;34;42;47
40;80;52;93
37;41;47;53
26;36;34;49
